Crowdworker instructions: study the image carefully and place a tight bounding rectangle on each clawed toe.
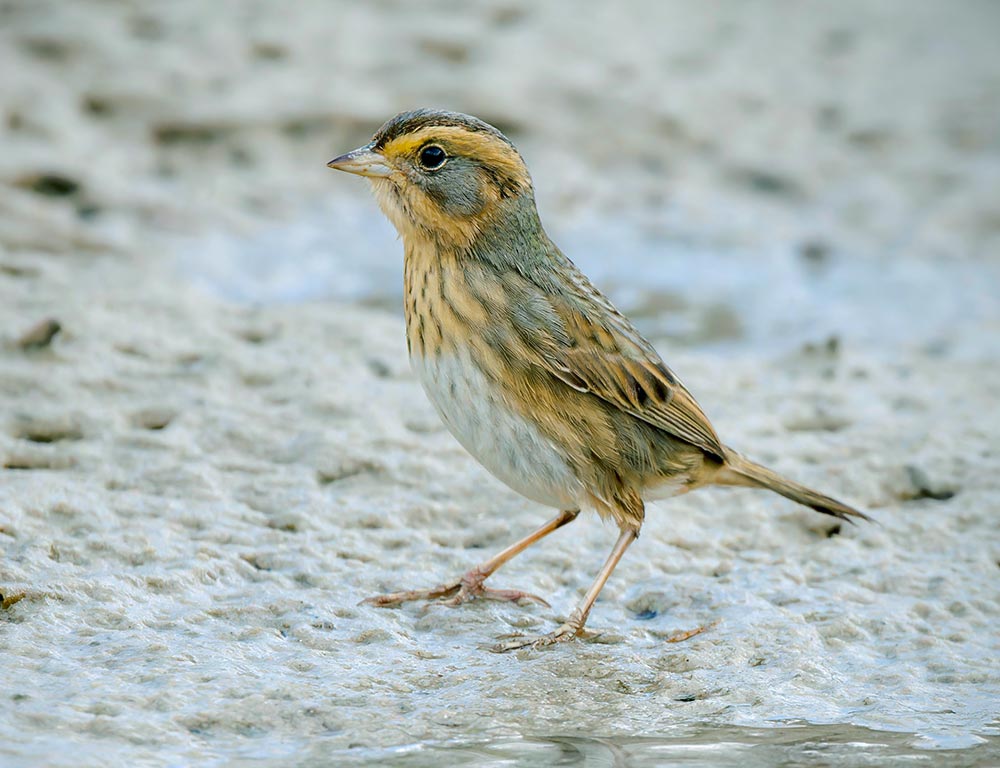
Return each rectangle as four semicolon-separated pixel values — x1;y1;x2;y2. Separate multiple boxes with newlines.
442;585;550;608
490;621;582;653
360;578;549;609
358;581;460;607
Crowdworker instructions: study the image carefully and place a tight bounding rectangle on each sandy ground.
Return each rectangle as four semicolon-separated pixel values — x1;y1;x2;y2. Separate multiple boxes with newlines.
1;1;999;765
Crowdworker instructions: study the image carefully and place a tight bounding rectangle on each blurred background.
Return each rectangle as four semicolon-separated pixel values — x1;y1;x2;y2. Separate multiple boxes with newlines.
3;0;998;354
3;2;1000;764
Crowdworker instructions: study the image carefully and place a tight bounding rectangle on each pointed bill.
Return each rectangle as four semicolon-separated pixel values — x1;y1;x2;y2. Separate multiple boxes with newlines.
327;145;393;177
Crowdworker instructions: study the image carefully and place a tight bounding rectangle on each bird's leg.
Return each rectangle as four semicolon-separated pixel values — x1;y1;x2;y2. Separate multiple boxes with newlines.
492;526;638;652
360;509;580;608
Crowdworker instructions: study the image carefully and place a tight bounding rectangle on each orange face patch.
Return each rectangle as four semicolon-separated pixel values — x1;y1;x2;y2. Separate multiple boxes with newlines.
380;126;530;193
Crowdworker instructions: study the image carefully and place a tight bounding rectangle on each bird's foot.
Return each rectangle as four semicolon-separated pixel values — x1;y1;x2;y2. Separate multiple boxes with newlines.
359;580;461;607
360;568;549;609
441;581;549;607
490;619;585;653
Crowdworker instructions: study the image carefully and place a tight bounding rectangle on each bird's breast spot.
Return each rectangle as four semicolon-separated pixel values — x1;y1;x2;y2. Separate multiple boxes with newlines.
411;352;584;509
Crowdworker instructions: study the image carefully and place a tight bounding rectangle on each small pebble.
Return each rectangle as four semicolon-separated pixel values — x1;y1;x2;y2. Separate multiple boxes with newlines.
17;318;61;350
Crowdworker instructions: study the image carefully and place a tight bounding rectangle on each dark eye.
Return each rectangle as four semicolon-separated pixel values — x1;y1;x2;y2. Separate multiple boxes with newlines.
418;144;447;170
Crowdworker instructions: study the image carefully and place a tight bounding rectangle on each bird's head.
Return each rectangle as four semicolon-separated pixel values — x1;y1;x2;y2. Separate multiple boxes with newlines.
328;109;535;248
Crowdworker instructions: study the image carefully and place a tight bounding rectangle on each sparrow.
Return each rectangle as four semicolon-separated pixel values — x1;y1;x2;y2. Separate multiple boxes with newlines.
328;109;869;652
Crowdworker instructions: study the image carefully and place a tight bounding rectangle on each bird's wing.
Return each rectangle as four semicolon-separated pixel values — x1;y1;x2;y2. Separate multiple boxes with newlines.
507;259;726;461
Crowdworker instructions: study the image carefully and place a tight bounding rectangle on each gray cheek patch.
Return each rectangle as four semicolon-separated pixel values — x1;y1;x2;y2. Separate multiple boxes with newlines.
422;160;487;217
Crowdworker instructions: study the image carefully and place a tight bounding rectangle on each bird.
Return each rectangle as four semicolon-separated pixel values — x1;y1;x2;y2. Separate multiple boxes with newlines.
327;109;869;652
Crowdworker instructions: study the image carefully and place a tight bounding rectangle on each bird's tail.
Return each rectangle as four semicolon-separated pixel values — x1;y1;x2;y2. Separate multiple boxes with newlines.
717;448;871;524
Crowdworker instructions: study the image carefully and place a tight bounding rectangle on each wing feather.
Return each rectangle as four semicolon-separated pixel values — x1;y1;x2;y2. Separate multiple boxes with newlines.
507;256;725;460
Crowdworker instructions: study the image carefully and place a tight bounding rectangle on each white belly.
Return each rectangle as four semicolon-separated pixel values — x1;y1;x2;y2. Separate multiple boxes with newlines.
411;351;586;510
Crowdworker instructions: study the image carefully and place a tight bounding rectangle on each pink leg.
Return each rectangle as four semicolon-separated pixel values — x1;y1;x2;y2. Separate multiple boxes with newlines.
360;509;580;608
492;526;638;652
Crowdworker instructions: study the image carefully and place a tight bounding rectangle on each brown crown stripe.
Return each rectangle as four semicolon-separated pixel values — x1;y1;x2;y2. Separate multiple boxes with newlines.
373;109;513;150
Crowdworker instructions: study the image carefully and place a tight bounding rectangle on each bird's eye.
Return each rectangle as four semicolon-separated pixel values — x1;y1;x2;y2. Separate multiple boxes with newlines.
418;144;447;170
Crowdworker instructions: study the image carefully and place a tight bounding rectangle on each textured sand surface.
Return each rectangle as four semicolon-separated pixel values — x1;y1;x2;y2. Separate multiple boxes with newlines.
1;1;998;765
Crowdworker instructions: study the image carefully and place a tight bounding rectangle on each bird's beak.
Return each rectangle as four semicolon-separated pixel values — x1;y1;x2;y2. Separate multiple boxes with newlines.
326;144;393;178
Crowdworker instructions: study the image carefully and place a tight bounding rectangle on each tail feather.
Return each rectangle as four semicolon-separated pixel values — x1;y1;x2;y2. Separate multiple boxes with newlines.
717;448;871;524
